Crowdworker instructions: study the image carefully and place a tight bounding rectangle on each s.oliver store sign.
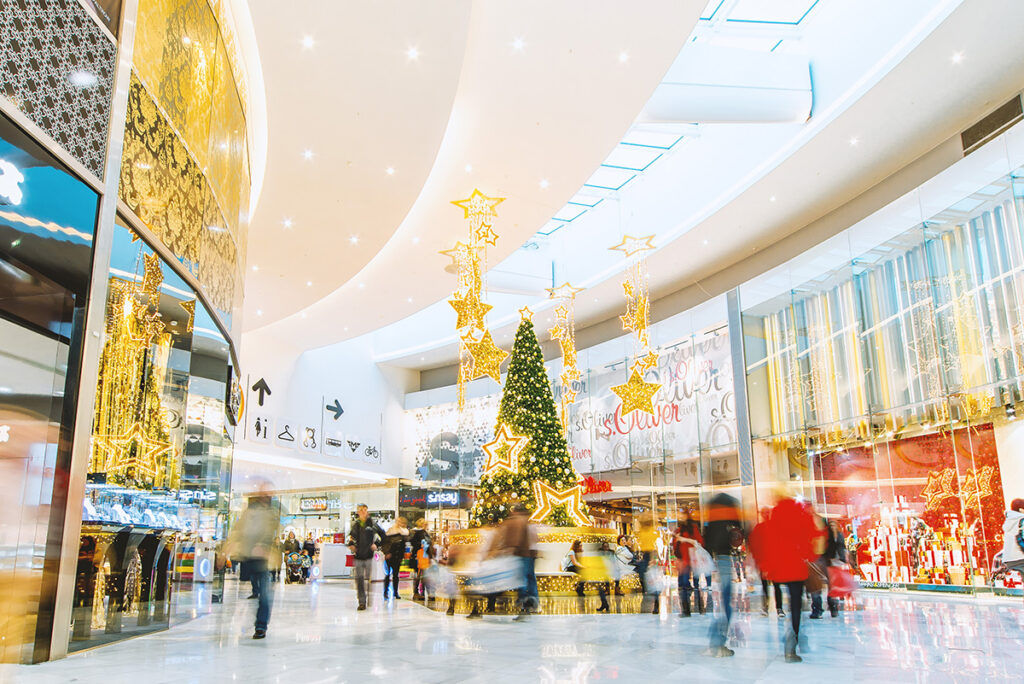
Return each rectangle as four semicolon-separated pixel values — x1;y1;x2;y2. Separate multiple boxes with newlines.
566;332;736;474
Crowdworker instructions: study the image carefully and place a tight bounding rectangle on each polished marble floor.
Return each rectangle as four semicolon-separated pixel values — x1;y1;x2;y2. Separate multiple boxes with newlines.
3;578;1022;683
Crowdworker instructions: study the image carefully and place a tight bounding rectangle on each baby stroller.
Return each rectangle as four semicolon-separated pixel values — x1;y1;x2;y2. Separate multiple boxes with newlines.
285;551;309;584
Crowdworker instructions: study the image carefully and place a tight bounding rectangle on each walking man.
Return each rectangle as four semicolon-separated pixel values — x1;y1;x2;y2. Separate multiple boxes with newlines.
348;504;381;610
702;492;743;657
226;486;280;639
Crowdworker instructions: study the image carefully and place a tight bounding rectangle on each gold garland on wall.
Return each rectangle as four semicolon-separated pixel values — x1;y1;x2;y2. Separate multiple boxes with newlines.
443;190;508;408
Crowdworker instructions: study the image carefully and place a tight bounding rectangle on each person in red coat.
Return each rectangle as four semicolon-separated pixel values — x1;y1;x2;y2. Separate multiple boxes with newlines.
766;491;824;663
749;507;785;617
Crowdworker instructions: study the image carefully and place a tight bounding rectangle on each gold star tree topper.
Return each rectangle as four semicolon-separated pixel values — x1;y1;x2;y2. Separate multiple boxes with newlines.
611;368;661;417
530;481;592;526
481;424;530;475
463;329;508;382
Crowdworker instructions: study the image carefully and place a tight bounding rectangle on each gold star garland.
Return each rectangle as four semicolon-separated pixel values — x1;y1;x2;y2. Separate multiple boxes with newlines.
442;189;507;408
548;283;583;415
611;234;660;416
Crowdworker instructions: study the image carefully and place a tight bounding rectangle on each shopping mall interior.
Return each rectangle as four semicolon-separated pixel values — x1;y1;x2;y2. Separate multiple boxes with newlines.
2;0;1024;681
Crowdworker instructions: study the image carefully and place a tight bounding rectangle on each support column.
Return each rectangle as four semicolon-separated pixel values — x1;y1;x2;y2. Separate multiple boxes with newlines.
726;288;757;512
47;0;139;660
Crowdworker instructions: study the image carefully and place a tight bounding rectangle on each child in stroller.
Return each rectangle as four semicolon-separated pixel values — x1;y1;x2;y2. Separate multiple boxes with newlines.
285;550;311;583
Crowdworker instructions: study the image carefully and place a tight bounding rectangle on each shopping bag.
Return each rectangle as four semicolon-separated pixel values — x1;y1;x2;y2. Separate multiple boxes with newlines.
805;561;826;593
421;564;458;598
691;545;715;578
644;565;665;595
467;556;524;595
827;563;858;598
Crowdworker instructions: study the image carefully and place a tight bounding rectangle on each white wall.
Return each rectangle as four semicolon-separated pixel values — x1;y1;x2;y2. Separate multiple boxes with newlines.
237;327;418;486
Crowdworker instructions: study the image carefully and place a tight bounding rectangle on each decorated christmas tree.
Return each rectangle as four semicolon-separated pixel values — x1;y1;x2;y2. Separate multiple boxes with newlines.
470;315;590;527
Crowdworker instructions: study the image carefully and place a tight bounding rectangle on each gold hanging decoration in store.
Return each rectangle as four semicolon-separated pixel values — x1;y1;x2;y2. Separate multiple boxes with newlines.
609;233;656;258
548;285;582;407
180;299;196;333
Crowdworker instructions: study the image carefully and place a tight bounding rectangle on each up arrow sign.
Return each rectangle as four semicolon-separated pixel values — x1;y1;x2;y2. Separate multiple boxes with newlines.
325;399;344;420
251;378;272;406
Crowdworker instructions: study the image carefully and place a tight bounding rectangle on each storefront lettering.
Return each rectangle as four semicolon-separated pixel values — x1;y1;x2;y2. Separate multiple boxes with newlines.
426;490;459;506
177;489;217;503
299;496;329;512
578;476;612;495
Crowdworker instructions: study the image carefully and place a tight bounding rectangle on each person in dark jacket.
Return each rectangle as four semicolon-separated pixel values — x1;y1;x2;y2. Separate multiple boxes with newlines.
702;492;742;658
347;505;381;610
283;530;301;554
408;519;431;600
383;517;409;600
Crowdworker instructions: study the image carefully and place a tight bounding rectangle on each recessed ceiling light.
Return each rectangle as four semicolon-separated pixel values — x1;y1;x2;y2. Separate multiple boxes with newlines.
512;37;525;51
349;235;360;245
303;149;314;160
358;283;365;289
256;309;263;316
703;239;708;245
412;236;420;244
539;178;549;189
306;281;313;287
618;51;629;63
407;297;413;303
282;218;293;228
302;35;315;50
344;326;349;332
769;195;776;202
68;70;99;88
951;51;964;64
386;167;395;175
406;46;419;61
301;312;307;319
464;163;473;173
849;136;859;146
252;265;259;271
420;357;425;362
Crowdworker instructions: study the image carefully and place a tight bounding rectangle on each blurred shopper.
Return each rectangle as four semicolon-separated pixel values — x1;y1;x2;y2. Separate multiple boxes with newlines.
466;524;513;619
1003;498;1024;605
283;530;301;554
612;535;636;595
635;516;661;614
673;510;709;617
383;517;409;600
226;489;280;639
811;519;846;618
765;489;824;663
749;507;785;618
563;539;586;596
348;504;381;611
269;537;283;584
409;519;431;601
501;505;540;619
702;493;742;657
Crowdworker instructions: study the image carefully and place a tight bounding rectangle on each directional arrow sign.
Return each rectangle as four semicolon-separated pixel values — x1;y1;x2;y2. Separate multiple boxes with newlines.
325;399;344;420
252;378;272;406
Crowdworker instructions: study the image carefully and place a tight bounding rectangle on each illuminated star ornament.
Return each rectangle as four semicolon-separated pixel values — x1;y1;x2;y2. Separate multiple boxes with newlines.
443;189;507;407
482;423;530;474
463;329;508;382
530;481;592;526
92;423;173;483
180;299;196;333
609;234;655;258
611;369;661;417
920;468;958;511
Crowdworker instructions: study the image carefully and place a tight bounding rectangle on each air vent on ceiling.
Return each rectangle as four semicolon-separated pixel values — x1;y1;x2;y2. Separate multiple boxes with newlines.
961;95;1023;155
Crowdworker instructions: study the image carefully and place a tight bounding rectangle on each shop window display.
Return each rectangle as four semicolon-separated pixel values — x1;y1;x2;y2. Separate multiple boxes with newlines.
70;220;235;650
742;166;1024;593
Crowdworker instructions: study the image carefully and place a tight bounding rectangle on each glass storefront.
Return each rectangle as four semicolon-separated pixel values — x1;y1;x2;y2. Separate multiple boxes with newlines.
69;220;235;650
741;164;1024;593
0;110;99;663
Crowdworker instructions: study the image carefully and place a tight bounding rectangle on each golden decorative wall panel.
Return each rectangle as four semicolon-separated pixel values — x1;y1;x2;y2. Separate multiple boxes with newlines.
119;74;205;275
199;187;236;313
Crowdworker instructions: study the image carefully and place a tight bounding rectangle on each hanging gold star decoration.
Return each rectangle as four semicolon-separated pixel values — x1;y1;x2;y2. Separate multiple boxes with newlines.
921;468;958;511
546;282;584;300
611;369;660;417
637;350;659;372
609;234;656;258
180;299;196;333
464;329;508;382
530;481;592;526
518;305;534;321
482;423;530;475
141;252;163;296
444;189;507;406
448;290;493;329
548;283;582;409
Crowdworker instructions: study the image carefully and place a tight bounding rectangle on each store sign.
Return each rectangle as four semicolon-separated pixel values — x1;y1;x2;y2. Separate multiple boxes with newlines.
579;476;612;495
299;496;329;512
427;490;459;506
177;489;217;503
399;488;466;509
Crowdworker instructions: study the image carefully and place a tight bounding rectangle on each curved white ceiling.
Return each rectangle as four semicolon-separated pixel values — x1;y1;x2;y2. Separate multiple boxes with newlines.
243;0;703;343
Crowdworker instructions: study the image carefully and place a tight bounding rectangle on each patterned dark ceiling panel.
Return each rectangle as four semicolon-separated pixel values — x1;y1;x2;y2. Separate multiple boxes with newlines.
0;0;117;179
